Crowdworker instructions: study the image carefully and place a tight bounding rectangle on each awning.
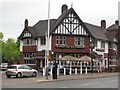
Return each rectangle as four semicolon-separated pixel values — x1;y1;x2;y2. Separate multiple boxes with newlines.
59;55;80;61
78;55;96;62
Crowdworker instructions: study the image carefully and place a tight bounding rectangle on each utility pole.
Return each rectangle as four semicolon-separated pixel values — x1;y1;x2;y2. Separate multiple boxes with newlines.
45;0;50;79
118;26;120;72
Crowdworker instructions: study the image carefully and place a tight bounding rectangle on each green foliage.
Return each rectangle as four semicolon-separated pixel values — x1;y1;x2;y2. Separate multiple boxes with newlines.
2;38;20;62
0;32;3;40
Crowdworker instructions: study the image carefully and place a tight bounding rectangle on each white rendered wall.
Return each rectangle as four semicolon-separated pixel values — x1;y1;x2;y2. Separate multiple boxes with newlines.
37;38;46;51
94;40;108;56
20;40;23;51
104;42;108;53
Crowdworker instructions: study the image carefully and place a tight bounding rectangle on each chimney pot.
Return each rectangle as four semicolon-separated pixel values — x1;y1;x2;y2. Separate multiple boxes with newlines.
115;20;119;26
101;20;106;29
61;4;68;14
25;19;28;27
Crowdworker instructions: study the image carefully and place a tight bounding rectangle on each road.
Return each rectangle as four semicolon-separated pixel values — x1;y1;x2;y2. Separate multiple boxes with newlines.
2;71;118;88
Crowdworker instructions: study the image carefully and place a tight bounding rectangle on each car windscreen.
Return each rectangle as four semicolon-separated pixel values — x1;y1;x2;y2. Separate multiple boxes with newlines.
7;66;17;69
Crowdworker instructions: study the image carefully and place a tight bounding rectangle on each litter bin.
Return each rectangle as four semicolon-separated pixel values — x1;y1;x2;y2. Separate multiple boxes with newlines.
52;62;57;79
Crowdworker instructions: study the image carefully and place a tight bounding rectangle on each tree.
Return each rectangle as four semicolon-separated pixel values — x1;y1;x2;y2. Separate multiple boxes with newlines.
0;32;3;63
0;32;3;40
2;38;20;63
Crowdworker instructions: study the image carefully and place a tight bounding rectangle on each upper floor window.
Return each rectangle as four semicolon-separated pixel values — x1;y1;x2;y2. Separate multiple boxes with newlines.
23;31;32;37
56;36;66;45
101;41;105;48
23;38;36;45
74;37;85;46
41;37;46;45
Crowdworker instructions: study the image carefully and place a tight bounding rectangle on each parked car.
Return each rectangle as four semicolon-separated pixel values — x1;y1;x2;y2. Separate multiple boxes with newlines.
6;64;37;78
0;63;8;71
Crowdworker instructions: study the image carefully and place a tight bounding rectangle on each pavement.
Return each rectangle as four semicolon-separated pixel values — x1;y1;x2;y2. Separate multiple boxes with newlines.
37;72;118;83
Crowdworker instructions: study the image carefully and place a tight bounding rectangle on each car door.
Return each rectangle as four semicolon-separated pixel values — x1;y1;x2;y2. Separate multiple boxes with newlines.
18;66;26;76
23;65;33;76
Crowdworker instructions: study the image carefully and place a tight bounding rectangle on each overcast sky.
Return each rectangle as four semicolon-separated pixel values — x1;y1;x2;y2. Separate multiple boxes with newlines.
0;0;120;40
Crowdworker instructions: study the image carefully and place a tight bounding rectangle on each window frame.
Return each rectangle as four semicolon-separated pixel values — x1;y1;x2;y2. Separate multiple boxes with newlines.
74;37;85;47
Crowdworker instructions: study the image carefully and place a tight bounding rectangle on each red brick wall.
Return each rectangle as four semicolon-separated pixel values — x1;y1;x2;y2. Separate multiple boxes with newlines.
52;35;90;53
23;45;37;52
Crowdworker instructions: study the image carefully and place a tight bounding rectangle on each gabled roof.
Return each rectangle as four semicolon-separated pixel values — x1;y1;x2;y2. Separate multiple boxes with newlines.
18;8;109;41
18;19;57;39
106;24;118;42
84;22;109;41
18;26;35;39
50;8;92;37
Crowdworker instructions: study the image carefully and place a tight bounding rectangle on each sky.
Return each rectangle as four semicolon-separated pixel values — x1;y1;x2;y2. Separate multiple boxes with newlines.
0;0;120;40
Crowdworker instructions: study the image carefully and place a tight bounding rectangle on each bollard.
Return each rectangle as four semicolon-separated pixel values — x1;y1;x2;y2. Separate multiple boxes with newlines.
50;67;52;76
75;68;77;74
57;68;59;75
80;62;82;74
43;68;46;76
64;68;66;75
85;67;87;74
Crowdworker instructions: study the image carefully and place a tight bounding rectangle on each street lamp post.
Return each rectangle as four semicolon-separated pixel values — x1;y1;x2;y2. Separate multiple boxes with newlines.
90;41;94;73
108;42;110;73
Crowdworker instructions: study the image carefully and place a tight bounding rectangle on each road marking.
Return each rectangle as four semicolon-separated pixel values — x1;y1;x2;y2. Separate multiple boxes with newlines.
78;82;100;86
108;80;118;82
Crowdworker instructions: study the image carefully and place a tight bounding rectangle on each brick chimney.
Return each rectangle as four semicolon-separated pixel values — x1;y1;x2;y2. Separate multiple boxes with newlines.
115;20;119;26
25;19;28;28
61;4;68;14
101;20;106;29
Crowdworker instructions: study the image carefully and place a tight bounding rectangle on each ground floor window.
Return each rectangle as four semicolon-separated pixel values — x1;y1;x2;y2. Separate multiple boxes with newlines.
24;59;35;64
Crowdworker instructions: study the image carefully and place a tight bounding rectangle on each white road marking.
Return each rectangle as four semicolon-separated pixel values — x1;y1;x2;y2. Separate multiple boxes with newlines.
78;82;100;86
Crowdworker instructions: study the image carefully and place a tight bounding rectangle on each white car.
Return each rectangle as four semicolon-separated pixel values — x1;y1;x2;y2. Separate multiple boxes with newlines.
6;64;37;78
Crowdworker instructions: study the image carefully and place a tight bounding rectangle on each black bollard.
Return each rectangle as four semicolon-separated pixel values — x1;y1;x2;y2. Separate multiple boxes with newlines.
52;62;57;79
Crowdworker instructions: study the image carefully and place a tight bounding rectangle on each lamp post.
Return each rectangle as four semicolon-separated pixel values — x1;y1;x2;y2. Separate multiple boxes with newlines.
90;41;94;73
108;42;110;73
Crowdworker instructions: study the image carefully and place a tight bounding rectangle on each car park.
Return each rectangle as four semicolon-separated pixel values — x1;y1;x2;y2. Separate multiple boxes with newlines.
6;64;37;78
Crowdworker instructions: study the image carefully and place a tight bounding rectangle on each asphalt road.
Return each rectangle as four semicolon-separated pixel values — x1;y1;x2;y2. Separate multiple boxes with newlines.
2;71;118;88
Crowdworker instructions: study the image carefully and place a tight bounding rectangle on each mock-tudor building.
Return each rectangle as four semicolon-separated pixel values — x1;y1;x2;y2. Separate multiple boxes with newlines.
18;5;118;71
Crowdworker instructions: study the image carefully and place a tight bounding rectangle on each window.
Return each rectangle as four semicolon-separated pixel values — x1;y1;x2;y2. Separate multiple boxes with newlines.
23;38;36;45
101;41;105;48
95;41;97;47
56;36;66;45
74;37;85;46
41;37;46;45
23;31;32;37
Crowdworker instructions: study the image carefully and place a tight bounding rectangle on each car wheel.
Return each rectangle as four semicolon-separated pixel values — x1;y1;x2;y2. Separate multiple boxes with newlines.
32;72;37;77
16;72;22;78
6;75;11;78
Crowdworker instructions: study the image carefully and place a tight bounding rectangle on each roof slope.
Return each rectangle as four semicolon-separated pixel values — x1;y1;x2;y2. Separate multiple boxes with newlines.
32;19;57;37
107;24;118;30
84;22;109;41
18;8;109;41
